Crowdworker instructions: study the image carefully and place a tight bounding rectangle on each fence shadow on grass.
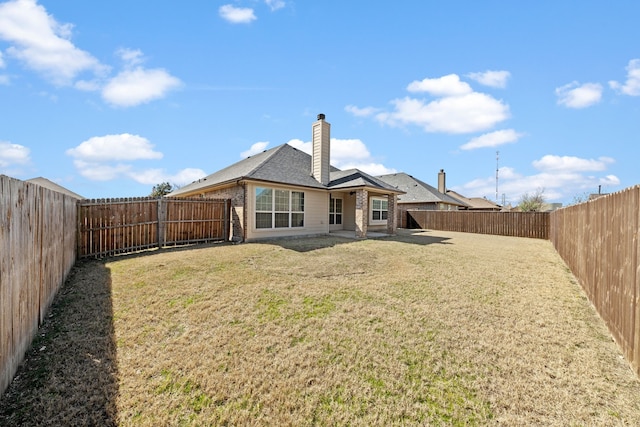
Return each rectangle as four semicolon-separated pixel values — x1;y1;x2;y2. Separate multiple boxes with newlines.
0;260;119;426
269;229;452;253
384;229;454;246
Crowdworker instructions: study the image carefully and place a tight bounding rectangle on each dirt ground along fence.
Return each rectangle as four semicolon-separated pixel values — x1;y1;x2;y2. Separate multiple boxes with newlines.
0;175;77;397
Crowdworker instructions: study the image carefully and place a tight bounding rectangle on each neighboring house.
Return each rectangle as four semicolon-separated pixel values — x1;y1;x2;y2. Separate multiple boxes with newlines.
445;190;502;211
504;202;562;212
169;114;404;242
589;185;608;200
26;177;84;199
377;171;468;228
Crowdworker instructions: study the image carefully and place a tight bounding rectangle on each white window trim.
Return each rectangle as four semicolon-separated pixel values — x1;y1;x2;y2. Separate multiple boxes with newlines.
329;195;343;225
369;196;389;225
255;187;305;230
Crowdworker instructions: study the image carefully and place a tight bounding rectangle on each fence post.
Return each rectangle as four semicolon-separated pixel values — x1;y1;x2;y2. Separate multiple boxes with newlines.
224;199;231;242
157;198;166;248
76;200;82;259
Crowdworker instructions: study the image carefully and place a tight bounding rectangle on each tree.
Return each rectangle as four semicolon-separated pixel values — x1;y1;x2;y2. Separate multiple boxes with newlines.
149;182;173;197
518;188;546;212
568;191;590;206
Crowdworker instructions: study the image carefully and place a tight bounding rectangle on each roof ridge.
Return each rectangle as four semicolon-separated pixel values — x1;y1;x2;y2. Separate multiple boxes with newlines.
244;143;288;178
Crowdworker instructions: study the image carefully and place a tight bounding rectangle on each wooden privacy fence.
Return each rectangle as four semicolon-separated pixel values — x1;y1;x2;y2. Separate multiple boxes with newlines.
550;186;640;376
0;175;77;397
407;210;550;239
77;197;230;258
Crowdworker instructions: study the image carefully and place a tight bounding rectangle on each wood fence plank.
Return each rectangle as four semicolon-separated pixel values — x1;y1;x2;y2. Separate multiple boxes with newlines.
0;177;14;394
1;176;78;396
406;210;550;239
550;185;640;376
76;198;229;258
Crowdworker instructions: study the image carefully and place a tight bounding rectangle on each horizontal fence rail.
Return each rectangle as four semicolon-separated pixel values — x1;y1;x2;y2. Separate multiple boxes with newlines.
78;197;230;258
1;175;77;397
550;186;640;376
407;210;550;239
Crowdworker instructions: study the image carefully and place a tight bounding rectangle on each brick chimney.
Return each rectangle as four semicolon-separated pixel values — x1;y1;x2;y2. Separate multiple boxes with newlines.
312;113;330;185
438;169;446;193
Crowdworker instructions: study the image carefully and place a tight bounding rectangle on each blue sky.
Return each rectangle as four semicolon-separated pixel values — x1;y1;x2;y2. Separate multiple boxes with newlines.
1;0;638;205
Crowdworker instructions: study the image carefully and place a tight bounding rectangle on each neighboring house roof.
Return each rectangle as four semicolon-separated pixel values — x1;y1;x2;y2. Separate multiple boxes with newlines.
446;190;502;210
377;172;468;207
26;177;84;199
589;193;608;200
170;143;402;196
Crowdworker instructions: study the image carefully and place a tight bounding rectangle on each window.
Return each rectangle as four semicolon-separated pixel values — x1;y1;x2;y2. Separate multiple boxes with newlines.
255;188;273;228
329;196;343;225
255;187;304;229
370;197;388;223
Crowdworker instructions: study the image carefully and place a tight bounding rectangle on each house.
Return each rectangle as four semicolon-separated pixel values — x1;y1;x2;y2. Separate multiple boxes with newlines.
377;171;468;228
589;185;608;200
445;190;502;211
26;177;84;199
169;114;404;242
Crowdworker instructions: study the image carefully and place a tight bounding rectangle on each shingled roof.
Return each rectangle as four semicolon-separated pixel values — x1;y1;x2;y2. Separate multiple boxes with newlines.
170;143;402;196
377;172;467;206
446;189;502;210
329;169;401;192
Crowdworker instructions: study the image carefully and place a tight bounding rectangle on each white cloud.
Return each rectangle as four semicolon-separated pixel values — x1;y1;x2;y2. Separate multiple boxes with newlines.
66;134;163;162
336;162;397;176
219;4;257;24
532;155;614;172
454;154;618;203
0;51;7;84
117;47;144;67
286;138;395;175
460;129;524;150
0;0;105;85
467;70;510;88
354;74;511;135
71;160;132;181
265;0;285;11
407;74;472;96
0;2;180;106
600;174;620;186
0;141;31;167
555;82;603;108
66;133;202;185
170;168;208;186
101;67;182;107
345;105;380;117
330;139;372;163
241;141;270;157
129;167;206;186
286;138;310;154
376;92;510;134
74;79;100;91
609;59;640;96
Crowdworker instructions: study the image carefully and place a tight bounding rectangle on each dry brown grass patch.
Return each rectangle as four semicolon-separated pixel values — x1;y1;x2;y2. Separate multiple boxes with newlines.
2;230;639;425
